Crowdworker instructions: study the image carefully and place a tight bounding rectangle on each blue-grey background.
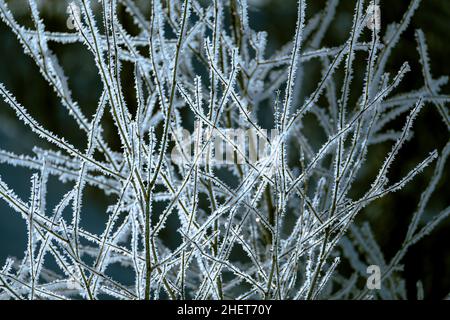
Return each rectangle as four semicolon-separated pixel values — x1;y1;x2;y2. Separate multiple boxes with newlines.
0;0;448;298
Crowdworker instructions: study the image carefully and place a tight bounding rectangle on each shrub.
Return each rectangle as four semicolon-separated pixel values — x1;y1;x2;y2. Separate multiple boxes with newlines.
0;0;448;300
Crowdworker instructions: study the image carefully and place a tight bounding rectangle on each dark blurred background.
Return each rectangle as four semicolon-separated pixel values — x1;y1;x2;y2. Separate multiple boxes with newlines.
0;0;448;299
